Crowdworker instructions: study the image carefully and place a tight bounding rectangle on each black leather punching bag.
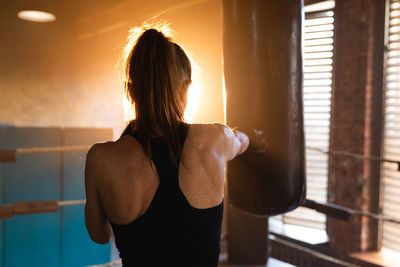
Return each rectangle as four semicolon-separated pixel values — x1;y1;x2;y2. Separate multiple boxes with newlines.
224;0;306;216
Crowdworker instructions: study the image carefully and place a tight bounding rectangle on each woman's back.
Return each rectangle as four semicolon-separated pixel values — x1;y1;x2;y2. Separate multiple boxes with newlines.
92;123;229;222
85;122;247;266
112;122;224;266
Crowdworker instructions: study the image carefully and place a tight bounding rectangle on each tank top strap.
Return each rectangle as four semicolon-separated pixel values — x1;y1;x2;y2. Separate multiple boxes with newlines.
148;123;189;185
177;122;190;156
120;122;189;185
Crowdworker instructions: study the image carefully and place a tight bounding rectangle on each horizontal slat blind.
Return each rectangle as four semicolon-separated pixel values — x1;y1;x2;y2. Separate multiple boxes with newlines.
382;0;400;252
272;0;334;230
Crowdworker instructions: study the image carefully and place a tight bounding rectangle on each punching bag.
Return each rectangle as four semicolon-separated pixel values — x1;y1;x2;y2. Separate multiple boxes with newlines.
224;0;306;216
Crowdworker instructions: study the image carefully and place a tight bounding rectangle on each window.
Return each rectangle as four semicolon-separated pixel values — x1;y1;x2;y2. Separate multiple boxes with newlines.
271;0;334;234
382;0;400;252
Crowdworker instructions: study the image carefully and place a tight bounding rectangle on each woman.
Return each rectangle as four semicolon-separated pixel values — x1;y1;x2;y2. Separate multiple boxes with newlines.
84;28;249;266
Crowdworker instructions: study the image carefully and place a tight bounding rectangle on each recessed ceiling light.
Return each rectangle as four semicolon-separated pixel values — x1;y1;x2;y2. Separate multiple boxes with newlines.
17;10;56;23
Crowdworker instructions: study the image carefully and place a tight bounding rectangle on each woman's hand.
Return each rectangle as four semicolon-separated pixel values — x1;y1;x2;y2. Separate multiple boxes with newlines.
237;127;267;153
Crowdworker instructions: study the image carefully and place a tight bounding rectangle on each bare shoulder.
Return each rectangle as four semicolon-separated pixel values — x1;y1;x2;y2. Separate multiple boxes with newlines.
186;123;241;161
86;141;112;167
188;122;233;144
85;136;141;179
89;134;141;156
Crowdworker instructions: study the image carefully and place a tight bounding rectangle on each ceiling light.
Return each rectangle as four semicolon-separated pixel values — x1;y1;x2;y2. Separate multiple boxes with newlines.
17;10;56;23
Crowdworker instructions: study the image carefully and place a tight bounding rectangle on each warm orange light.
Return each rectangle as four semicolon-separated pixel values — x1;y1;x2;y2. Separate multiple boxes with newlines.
122;92;136;123
121;21;202;123
184;68;202;123
181;44;202;123
222;75;227;124
17;10;56;23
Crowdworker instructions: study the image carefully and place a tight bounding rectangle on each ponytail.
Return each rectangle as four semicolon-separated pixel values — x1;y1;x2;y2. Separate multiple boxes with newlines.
124;28;191;165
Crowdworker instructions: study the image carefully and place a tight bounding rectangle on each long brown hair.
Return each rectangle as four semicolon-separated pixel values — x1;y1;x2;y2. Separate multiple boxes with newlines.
124;28;191;165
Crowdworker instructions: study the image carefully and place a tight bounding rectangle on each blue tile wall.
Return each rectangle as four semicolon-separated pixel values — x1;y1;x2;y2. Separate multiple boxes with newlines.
0;126;113;267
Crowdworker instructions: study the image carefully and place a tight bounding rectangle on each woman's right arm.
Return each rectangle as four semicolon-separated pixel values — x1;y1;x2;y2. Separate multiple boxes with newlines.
213;123;249;161
231;129;250;156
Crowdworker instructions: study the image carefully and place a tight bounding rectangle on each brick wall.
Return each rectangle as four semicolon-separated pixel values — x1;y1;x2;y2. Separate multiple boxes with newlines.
328;0;386;253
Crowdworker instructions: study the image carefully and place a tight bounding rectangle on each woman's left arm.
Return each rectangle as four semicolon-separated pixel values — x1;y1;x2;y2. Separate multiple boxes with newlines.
84;145;112;244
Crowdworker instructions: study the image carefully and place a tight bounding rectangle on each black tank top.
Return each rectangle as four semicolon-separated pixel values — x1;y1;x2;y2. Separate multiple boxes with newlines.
110;123;224;267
